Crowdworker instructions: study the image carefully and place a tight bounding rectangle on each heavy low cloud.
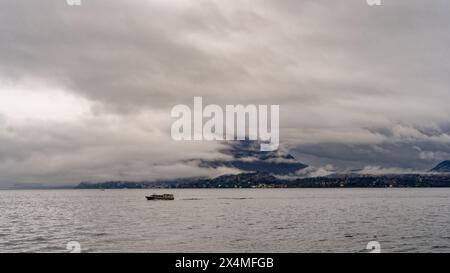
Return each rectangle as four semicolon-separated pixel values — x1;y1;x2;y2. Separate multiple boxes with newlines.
1;0;450;186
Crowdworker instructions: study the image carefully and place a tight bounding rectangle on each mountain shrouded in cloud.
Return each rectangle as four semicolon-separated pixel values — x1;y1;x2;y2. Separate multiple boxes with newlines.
197;141;308;175
430;161;450;173
1;0;450;186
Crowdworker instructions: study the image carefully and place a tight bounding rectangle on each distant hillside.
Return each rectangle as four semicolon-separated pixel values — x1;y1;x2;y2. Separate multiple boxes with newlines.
172;173;450;188
76;177;203;189
430;160;450;173
76;172;450;189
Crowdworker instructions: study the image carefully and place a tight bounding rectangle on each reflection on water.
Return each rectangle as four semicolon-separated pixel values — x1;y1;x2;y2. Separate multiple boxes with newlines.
0;188;449;253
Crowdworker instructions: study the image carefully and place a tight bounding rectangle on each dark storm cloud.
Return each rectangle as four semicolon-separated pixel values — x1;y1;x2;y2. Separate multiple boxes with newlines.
292;141;450;171
0;0;268;111
1;0;450;186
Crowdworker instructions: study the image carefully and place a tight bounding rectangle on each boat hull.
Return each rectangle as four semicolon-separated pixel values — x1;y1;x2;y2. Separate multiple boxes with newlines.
146;194;174;201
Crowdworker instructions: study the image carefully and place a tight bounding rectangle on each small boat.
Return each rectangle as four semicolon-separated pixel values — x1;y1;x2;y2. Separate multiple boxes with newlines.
146;194;175;201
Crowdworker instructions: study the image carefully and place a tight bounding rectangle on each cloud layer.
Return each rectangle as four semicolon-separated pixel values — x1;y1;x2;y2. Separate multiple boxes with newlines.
1;0;450;186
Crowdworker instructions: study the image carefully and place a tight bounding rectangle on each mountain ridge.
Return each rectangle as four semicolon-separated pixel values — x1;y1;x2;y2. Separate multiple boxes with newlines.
430;160;450;173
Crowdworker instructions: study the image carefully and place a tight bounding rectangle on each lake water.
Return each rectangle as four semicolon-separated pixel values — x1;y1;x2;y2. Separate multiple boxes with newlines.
0;188;449;253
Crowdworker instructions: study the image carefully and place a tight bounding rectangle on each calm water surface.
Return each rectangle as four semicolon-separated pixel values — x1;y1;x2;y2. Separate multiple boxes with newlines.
0;188;449;253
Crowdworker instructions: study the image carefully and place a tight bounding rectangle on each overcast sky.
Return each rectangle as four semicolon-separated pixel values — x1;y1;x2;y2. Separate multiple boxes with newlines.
1;0;450;186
